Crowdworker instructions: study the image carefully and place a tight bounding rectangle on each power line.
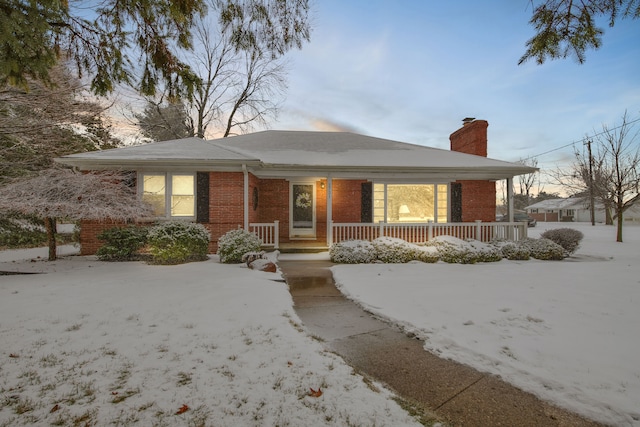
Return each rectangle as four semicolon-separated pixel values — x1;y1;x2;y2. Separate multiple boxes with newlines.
521;115;640;162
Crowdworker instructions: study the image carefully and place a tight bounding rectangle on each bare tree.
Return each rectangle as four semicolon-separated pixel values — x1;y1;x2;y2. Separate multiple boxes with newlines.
555;113;640;241
142;0;309;139
0;169;153;260
517;157;541;208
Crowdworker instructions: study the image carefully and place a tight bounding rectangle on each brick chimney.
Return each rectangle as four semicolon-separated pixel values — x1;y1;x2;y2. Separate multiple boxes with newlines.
449;118;495;223
449;118;488;157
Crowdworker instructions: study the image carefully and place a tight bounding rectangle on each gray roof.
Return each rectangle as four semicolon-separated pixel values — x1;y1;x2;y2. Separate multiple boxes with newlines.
57;130;537;180
525;198;592;210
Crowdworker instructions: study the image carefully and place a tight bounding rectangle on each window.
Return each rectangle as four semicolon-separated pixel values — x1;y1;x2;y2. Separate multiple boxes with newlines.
140;173;195;219
373;183;448;223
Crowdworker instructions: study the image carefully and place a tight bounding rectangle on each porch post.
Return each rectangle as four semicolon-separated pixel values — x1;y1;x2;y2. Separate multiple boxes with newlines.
326;175;333;247
242;165;249;230
507;177;514;222
507;177;514;240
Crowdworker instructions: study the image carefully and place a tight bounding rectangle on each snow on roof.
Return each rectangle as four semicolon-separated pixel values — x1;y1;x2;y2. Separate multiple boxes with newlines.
57;130;536;179
525;198;590;210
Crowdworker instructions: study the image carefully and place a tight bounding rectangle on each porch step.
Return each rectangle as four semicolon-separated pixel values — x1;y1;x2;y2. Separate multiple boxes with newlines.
276;244;329;254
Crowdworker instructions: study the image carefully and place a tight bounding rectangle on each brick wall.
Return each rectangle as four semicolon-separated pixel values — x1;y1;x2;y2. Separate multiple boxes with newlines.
456;180;496;222
79;220;149;255
450;119;496;221
206;172;245;252
332;180;365;222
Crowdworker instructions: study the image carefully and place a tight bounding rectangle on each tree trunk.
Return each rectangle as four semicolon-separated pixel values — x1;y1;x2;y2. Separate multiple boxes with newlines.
616;203;624;243
44;217;57;260
605;205;613;225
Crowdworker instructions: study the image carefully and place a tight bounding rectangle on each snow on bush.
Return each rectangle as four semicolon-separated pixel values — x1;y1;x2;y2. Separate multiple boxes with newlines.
540;227;584;255
465;239;503;263
329;240;376;264
413;245;440;263
331;235;570;265
147;221;210;265
96;225;149;261
426;236;477;264
520;237;566;260
217;228;262;264
0;215;47;248
496;242;531;260
372;237;419;263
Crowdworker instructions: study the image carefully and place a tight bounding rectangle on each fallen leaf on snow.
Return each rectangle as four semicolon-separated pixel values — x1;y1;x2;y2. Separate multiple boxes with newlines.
176;404;189;415
308;387;323;398
50;404;60;413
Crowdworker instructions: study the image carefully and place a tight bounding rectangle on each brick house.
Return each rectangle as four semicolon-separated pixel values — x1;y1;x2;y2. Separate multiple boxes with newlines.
57;119;535;254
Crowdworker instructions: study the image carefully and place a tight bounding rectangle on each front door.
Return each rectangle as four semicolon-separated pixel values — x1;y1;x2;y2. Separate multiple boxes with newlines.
290;182;316;238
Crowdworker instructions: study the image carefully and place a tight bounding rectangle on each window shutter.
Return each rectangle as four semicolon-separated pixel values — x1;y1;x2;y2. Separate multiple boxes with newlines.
361;182;373;223
196;172;210;223
451;183;462;222
123;171;136;188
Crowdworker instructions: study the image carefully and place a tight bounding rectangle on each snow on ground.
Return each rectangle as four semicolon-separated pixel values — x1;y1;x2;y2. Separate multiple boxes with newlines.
0;249;421;426
332;223;640;427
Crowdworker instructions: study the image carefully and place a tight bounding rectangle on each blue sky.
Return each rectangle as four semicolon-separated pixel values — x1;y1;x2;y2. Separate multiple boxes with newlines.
274;0;640;189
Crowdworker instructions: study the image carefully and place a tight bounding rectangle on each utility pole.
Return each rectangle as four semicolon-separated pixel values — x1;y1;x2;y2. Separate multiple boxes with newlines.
585;139;596;226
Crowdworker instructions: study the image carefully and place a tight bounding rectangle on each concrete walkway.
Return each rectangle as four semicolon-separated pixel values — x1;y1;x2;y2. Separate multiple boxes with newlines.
278;259;606;427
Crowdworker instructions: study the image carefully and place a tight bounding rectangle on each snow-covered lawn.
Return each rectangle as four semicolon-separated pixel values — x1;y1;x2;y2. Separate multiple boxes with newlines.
3;223;638;426
333;223;640;427
0;250;421;426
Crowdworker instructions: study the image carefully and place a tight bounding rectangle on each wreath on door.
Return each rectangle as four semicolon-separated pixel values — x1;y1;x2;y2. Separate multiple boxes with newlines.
295;192;312;209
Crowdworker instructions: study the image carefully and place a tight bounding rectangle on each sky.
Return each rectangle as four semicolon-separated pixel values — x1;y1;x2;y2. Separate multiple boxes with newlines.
272;0;640;189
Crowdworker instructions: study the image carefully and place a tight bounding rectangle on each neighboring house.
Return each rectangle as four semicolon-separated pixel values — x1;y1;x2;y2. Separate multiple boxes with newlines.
526;197;640;224
57;119;536;254
525;197;606;223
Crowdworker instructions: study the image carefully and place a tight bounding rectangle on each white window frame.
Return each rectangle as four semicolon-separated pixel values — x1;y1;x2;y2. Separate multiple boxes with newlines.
138;172;196;220
372;182;450;223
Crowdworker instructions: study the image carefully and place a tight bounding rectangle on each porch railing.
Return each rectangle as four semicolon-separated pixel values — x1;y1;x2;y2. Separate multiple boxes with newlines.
249;220;279;249
331;220;528;245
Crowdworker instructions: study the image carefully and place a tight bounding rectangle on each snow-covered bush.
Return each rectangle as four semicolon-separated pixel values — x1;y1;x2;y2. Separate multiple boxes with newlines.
520;238;566;260
329;240;376;264
147;221;210;265
427;236;478;264
0;215;46;248
540;228;584;255
96;225;148;261
413;245;440;263
427;236;502;264
466;240;503;263
217;228;262;264
498;242;531;260
372;237;418;263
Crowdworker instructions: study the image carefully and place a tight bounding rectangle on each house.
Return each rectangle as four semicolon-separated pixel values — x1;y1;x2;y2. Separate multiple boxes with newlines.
525;197;606;223
56;119;537;254
526;197;640;223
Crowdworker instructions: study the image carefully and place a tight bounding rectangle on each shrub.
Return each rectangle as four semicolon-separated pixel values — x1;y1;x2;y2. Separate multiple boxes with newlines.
499;242;530;260
427;237;478;264
413;245;440;263
520;238;565;260
540;228;584;255
217;228;262;264
372;237;417;263
148;221;210;265
466;240;503;263
96;226;149;261
0;215;47;248
329;240;376;264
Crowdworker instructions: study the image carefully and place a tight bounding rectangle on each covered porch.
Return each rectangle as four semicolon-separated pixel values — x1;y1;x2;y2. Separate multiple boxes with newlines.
250;218;528;251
